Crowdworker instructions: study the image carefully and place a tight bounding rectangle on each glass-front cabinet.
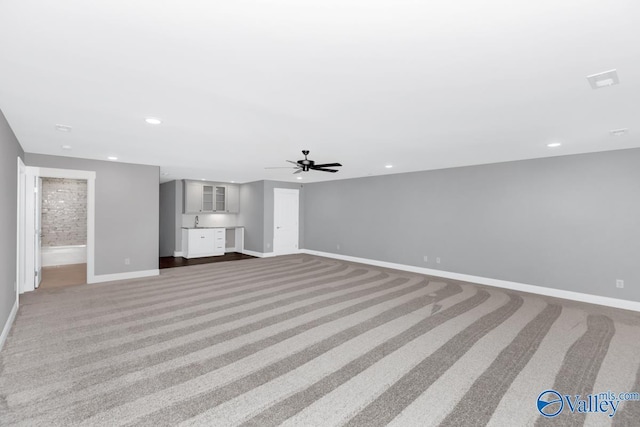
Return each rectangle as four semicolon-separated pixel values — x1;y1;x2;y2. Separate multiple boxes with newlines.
215;186;226;212
183;180;240;214
202;185;214;211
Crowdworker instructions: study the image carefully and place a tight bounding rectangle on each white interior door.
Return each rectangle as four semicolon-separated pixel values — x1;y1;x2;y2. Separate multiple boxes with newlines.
35;177;42;288
273;188;299;255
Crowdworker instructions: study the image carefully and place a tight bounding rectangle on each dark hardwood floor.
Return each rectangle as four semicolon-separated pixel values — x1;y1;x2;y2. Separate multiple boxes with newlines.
159;252;256;269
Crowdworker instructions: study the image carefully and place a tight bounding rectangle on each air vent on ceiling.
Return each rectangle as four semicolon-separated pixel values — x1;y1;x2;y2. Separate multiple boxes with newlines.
55;124;72;132
586;69;619;89
609;128;629;137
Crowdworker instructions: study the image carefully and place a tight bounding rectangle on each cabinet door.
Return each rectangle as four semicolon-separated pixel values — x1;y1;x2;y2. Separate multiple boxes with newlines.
184;181;203;213
214;186;226;212
188;229;214;255
202;185;214;212
226;185;240;213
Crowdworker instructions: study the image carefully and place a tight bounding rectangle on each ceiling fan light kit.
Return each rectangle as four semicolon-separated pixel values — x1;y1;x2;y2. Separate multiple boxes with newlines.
266;150;342;174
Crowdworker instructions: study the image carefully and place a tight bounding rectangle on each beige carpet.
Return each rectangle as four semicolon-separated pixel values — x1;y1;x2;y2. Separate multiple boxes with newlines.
1;254;639;426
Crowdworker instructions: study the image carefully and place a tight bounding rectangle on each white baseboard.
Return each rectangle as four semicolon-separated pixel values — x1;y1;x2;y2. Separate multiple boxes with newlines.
242;249;275;258
89;269;159;284
173;251;184;257
301;250;640;312
0;300;18;352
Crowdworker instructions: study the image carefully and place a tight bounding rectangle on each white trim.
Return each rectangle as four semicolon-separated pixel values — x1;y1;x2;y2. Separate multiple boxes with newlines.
242;249;276;258
301;250;640;312
16;157;25;305
91;269;159;284
173;251;184;257
23;167;36;293
86;174;96;284
24;167;96;289
0;300;18;352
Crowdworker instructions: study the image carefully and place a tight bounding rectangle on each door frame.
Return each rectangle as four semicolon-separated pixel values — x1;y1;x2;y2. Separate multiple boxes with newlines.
273;188;300;256
16;157;26;305
35;177;42;288
21;166;96;292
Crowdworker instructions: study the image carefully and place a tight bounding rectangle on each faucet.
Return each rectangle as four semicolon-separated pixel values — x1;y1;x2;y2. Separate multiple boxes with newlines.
195;216;199;228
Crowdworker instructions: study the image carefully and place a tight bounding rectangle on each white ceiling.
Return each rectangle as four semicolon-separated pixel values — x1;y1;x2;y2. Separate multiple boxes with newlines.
1;0;638;184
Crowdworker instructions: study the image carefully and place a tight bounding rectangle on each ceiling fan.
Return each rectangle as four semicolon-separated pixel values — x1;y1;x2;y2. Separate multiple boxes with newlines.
266;150;342;174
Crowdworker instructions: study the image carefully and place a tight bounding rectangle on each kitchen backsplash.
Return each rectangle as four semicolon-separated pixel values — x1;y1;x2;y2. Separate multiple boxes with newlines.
182;214;239;228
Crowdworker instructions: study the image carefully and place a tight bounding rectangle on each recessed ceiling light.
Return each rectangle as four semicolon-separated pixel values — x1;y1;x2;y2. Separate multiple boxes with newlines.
61;145;72;150
296;177;302;180
107;156;118;161
145;117;162;125
586;69;619;90
55;124;72;132
201;178;206;181
230;181;235;183
385;164;393;169
161;172;169;176
609;128;629;137
547;143;562;148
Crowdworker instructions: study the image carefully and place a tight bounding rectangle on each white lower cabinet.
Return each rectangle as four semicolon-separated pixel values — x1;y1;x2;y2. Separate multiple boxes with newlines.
182;228;226;258
213;228;225;255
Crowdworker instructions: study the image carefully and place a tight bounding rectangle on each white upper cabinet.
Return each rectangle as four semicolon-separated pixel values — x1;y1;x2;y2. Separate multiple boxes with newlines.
183;180;240;214
202;185;215;212
184;181;203;213
226;185;239;213
215;186;226;212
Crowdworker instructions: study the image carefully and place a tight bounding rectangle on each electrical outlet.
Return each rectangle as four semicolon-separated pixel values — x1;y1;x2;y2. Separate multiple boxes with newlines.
124;258;130;265
436;257;441;264
423;255;428;262
616;280;624;289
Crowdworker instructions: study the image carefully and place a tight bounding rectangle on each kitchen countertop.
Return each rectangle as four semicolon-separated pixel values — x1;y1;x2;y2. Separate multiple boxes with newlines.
182;226;244;229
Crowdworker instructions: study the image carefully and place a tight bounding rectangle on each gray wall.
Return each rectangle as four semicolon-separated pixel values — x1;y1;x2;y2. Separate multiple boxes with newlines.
159;181;176;257
263;180;305;253
238;180;305;253
238;181;264;252
0;110;24;335
25;153;160;275
304;148;640;303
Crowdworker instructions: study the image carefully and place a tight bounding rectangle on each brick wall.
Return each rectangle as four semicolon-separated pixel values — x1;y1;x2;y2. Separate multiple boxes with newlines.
41;178;87;247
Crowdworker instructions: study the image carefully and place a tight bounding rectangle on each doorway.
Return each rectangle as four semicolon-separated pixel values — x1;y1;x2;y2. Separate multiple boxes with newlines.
21;166;96;293
39;177;88;289
273;188;299;255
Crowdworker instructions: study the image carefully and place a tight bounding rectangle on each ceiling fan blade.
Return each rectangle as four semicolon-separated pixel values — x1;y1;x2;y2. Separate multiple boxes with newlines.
286;160;299;165
293;168;303;174
312;163;342;168
315;168;339;173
